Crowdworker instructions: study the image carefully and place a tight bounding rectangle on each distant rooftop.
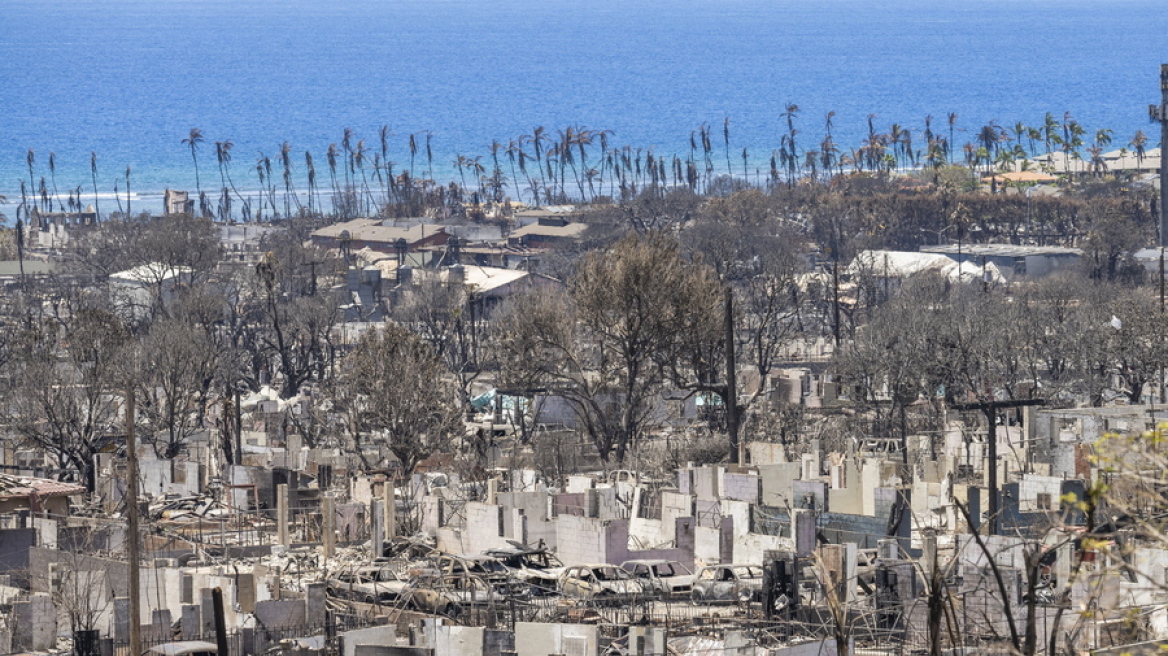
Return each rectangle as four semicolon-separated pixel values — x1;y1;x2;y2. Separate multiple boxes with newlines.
921;244;1082;257
110;262;193;283
0;260;56;276
509;222;588;239
311;218;446;244
439;265;529;293
513;205;578;216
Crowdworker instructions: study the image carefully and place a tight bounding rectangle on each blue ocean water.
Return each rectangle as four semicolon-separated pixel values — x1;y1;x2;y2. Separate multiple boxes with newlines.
2;0;1166;207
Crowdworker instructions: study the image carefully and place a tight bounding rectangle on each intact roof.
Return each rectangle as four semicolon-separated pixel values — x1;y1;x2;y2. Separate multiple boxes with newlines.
311;219;446;244
509;222;588;239
0;473;86;500
1028;151;1089;174
1101;147;1162;171
981;171;1058;184
109;262;193;283
0;260;57;276
513;205;579;217
146;641;219;656
439;265;529;293
921;244;1082;257
849;250;1006;284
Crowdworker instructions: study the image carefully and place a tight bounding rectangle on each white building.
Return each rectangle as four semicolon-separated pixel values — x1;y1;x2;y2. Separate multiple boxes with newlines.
109;262;193;323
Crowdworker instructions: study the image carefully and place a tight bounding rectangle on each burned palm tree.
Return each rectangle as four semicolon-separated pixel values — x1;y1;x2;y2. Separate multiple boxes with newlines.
947;112;959;160
424;132;434;180
90;152;100;221
505;139;523;204
723;117;733;176
124;166;132;217
354;139;375;214
48;152;63;212
281;140;303;217
379;125;392;203
26;149;36;209
182;128;205;196
305;150;318;214
408;133;419;179
215;140;237;220
342;127;355;189
326;143;340;213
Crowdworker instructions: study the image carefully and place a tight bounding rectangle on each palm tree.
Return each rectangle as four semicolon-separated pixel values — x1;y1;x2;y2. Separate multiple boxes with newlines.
505;140;523;203
342;128;355;189
527;126;549;191
1026;127;1042;157
1086;145;1107;178
453;154;470;190
182;128;205;196
723;117;733;176
326;143;340;212
947;113;958;160
470;156;486;199
90;152;100;221
1094;128;1113;150
379;125;392;203
1130;130;1149;167
125;166;132;217
803;150;819;181
354;139;374;214
783;104;800;161
38;177;49;213
305;150;317;214
215;140;237;220
281;141;298;217
404;133;417;180
1012;122;1027;152
889;124;905;171
424;132;434;180
25;149;35;209
977;122;1005;174
48;152;63;212
1042;112;1060;155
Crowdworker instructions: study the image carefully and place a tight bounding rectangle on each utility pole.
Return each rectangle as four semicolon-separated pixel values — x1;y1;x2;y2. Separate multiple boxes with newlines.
126;386;141;656
725;288;740;465
951;398;1045;535
1149;64;1168;401
1150;64;1168;254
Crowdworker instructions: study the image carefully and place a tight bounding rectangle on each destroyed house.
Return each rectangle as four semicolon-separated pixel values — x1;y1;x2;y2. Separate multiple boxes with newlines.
0;473;85;515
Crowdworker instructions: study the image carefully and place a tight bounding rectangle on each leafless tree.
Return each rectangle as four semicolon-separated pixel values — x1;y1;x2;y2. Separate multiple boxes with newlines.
333;322;463;476
4;308;129;490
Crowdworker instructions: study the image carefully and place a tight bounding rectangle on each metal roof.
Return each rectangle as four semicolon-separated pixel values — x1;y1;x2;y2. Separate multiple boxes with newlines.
921;244;1082;257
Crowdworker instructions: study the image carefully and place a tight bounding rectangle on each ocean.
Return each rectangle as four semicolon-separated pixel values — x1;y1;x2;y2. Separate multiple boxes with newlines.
2;0;1166;210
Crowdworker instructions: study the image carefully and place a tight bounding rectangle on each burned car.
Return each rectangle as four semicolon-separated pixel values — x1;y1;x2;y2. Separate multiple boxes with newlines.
486;544;564;596
436;553;528;597
559;564;645;604
405;571;503;618
620;559;695;599
325;565;409;604
690;564;764;604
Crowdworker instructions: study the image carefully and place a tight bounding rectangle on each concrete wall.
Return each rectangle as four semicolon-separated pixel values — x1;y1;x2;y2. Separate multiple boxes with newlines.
555;514;610;565
722;472;760;504
1015;474;1064;512
514;622;597;656
758;463;800;509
